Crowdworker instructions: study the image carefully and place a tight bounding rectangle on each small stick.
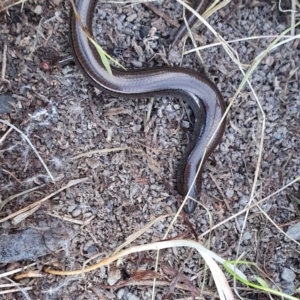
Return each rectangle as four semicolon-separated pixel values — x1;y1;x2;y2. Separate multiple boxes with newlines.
144;2;180;28
209;173;232;212
1;44;10;84
0;127;13;144
1;168;22;184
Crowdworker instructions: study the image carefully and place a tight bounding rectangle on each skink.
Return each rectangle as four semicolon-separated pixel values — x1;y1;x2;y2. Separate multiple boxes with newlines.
70;0;226;213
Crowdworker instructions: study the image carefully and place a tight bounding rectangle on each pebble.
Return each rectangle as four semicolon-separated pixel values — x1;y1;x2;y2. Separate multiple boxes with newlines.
117;289;125;299
225;187;234;198
227;133;235;142
34;5;42;14
97;9;107;19
126;293;140;300
242;232;251;241
282;282;295;295
98;266;106;279
52;0;62;5
261;202;272;212
86;158;100;169
107;269;121;285
237;216;246;230
281;268;296;282
127;13;137;23
181;120;190;129
140;26;150;38
131;60;143;68
274;126;287;140
67;205;77;213
166;104;173;112
239;195;248;206
86;244;98;254
285;222;300;241
103;170;110;176
155;221;165;232
72;208;82;218
0;95;17;113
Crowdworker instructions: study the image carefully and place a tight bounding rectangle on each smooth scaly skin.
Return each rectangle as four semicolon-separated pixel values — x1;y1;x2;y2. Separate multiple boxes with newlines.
70;0;226;213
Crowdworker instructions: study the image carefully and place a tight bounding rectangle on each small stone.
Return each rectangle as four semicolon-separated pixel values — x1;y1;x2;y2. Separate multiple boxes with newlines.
164;205;174;214
225;187;234;198
117;289;125;299
32;159;42;169
155;221;165;232
237;216;246;229
127;13;137;23
274;132;281;140
242;232;251;241
52;0;62;5
103;170;110;176
239;195;248;206
0;95;17;113
72;208;81;218
86;244;98;254
131;60;143;68
98;266;106;279
290;106;297;113
34;5;42;14
285;222;300;240
262;202;272;212
107;269;121;285
227;133;235;142
126;293;140;300
282;282;295;295
181;120;190;129
166;104;173;112
67;205;77;213
86;158;100;169
281;268;296;282
97;9;107;19
139;26;150;38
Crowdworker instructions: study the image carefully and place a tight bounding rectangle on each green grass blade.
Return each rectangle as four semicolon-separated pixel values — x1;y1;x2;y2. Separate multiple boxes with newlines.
88;37;126;77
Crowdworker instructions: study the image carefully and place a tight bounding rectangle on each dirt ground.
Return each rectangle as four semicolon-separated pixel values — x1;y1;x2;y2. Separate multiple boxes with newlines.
0;0;300;299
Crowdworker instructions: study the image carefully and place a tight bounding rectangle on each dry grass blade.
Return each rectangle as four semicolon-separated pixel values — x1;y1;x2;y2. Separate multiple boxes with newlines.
163;251;194;299
12;204;41;225
70;146;161;174
114;214;173;253
0;177;88;223
14;270;43;281
0;127;12;144
161;7;300;297
184;34;296;55
45;239;246;299
45;240;245;277
1;168;21;184
47;212;96;226
159;261;200;296
0;287;32;295
201;252;234;300
96;279;200;292
3;276;31;299
199;176;300;242
0;0;27;12
70;146;132;160
0;119;55;183
0;185;45;211
222;23;300;292
0;263;36;279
